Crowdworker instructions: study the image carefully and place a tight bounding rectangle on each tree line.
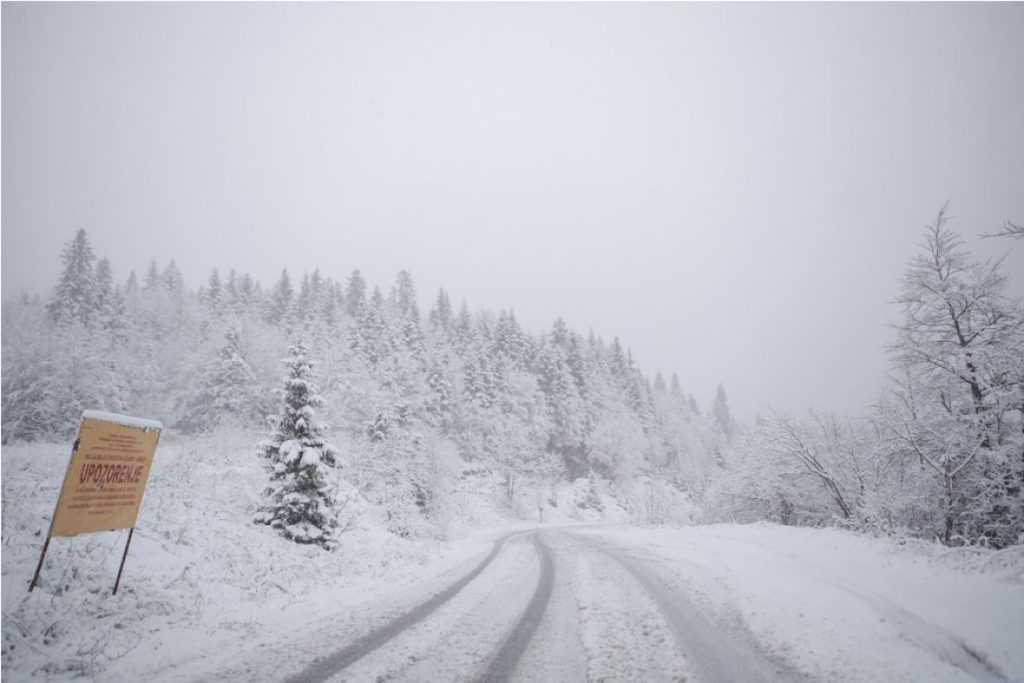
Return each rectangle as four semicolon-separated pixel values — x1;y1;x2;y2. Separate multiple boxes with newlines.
2;230;734;544
5;208;1020;549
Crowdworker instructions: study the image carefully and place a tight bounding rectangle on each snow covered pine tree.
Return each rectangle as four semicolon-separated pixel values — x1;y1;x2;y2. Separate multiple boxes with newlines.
254;338;341;548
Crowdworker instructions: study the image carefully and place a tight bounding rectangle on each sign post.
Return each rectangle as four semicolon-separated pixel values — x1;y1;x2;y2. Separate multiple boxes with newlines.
29;411;162;594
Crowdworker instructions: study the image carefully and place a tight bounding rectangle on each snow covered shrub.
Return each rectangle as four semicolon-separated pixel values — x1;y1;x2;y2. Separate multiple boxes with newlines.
617;476;696;525
254;339;343;549
586;410;648;483
580;475;605;512
352;408;445;540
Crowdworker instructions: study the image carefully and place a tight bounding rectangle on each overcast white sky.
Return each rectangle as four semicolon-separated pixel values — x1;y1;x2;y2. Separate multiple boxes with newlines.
3;2;1023;420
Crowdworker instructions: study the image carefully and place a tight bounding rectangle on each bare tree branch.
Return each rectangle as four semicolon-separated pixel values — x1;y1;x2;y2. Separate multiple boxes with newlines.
981;220;1024;240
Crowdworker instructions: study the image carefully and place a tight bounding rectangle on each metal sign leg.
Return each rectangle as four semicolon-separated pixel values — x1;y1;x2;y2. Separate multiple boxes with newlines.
112;527;135;595
28;536;52;592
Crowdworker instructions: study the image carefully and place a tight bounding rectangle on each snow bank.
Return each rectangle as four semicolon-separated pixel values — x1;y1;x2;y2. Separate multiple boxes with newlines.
587;523;1024;682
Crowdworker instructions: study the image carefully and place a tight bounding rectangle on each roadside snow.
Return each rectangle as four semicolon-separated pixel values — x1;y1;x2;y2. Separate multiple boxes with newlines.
582;524;1024;682
0;433;505;681
5;432;1022;683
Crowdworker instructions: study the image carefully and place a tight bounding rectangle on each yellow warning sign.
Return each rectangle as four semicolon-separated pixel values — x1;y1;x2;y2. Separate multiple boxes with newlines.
49;411;162;538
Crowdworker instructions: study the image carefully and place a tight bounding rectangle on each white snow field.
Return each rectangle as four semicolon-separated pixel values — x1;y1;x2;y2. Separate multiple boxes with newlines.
3;437;1023;682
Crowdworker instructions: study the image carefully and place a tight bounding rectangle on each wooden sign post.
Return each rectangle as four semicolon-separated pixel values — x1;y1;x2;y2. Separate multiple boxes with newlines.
29;411;162;594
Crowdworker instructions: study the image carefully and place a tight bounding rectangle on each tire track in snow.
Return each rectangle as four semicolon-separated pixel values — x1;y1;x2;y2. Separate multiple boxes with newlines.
828;582;1009;682
559;533;688;682
692;534;1009;681
575;533;794;683
476;533;555;682
283;532;515;683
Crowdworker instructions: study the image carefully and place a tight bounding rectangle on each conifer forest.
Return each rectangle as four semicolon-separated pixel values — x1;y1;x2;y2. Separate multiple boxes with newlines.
4;214;1022;550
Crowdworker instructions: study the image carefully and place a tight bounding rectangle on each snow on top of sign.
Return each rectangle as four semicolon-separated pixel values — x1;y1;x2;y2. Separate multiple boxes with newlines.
81;410;162;431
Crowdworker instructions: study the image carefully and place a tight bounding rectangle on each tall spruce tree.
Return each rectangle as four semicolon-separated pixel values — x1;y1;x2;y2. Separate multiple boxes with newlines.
345;269;367;318
254;339;341;548
267;269;294;325
48;228;97;326
712;384;734;440
429;288;453;332
93;257;126;333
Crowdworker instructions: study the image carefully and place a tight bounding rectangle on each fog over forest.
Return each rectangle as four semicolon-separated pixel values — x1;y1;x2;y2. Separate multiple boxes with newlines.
4;2;1023;421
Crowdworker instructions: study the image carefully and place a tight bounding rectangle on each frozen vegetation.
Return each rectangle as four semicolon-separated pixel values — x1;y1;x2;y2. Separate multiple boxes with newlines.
2;208;1023;680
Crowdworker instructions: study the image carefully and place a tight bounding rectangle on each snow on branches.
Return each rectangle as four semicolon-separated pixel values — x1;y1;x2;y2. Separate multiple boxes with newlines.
254;339;343;549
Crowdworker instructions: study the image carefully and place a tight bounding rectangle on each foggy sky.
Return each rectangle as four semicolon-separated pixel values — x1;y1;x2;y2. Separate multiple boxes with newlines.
3;2;1023;421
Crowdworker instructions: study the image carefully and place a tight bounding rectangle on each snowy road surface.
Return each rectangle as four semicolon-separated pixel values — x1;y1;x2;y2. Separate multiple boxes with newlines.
259;525;1022;683
284;528;734;683
78;523;1024;683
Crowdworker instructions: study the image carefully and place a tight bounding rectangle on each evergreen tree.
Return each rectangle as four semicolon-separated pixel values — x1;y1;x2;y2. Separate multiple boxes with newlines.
712;384;734;440
494;310;531;369
351;290;391;366
254;339;341;548
177;327;262;433
429;288;453;332
267;269;294;325
47;228;97;326
322;280;343;326
345;269;367;318
393;270;418;320
310;268;325;304
400;313;426;365
143;260;161;291
537;338;587;476
93;257;126;333
236;272;259;313
224;269;239;308
425;358;454;431
162;259;184;295
454;300;473;352
369;285;385;310
295;272;312;322
653;371;666;393
609;337;628;381
124;271;140;317
206;269;222;308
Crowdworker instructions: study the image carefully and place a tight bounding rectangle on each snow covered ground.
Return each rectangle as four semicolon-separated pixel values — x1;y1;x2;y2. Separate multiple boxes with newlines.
577;525;1024;682
1;434;509;681
3;437;1023;682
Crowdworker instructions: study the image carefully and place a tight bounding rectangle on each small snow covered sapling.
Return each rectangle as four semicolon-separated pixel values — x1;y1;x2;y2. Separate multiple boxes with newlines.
254;338;341;549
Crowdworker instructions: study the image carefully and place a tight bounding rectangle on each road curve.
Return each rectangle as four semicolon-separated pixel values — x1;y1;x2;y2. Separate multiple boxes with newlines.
283;532;514;683
476;533;556;682
282;527;802;683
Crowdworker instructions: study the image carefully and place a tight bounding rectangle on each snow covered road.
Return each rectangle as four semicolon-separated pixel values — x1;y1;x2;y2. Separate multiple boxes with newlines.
10;521;1021;682
270;525;1023;683
284;528;794;682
